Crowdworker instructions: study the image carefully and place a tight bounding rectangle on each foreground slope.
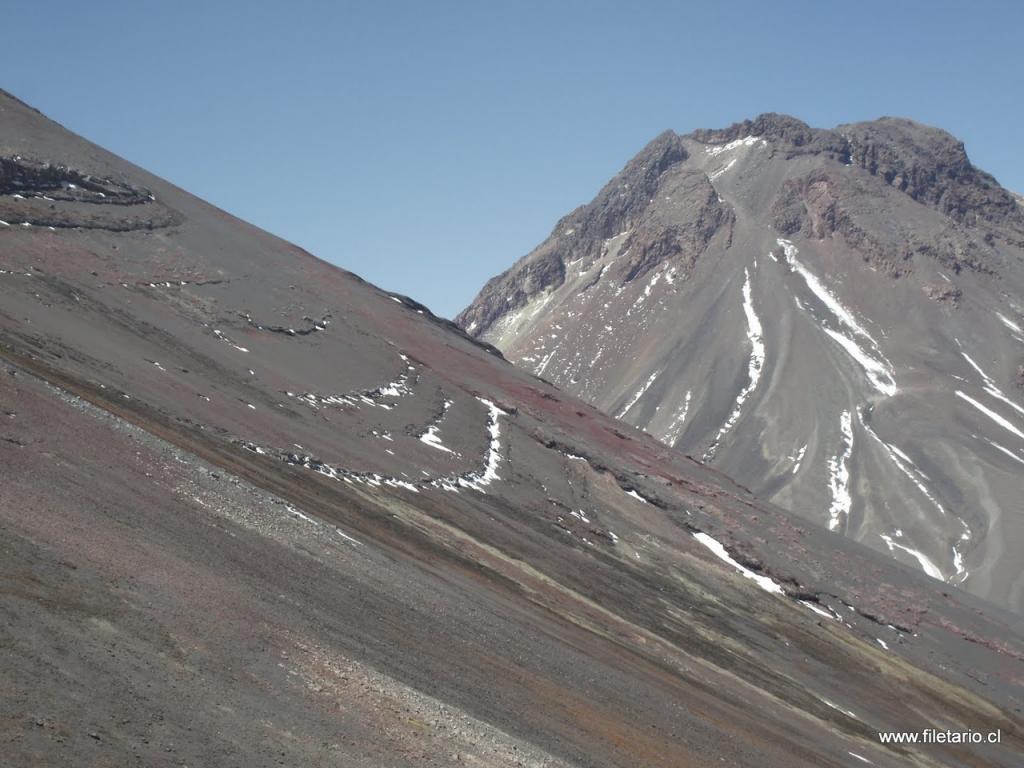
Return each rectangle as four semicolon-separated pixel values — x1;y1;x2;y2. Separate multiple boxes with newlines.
459;114;1024;613
2;92;1023;767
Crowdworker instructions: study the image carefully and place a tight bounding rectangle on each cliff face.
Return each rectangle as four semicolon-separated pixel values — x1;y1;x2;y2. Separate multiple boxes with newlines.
460;113;1024;614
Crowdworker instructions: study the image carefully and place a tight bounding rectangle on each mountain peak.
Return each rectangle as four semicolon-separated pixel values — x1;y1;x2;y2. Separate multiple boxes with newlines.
691;112;816;147
461;112;1024;616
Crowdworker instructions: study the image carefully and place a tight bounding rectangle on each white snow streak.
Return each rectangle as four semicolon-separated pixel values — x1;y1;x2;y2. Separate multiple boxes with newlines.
290;354;415;411
799;600;836;620
880;534;944;580
420;425;454;453
243;442;422;495
826;411;854;531
780;240;871;337
792;444;807;474
985;438;1024;465
703;269;765;460
336;528;362;545
820;328;897;397
858;411;946;518
779;239;896;396
952;547;965;580
692;532;784;595
955;391;1024;441
823;699;858;719
617;370;660;419
708;158;737;180
859;411;968;581
535;348;557;376
705;135;764;157
287;505;319;526
661;390;692;446
997;312;1022;334
959;350;1024;418
433;398;507;492
213;329;249;353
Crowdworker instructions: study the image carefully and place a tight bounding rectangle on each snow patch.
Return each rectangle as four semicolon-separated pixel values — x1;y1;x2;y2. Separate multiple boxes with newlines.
708;158;737;180
704;268;765;460
826;411;854;531
792;444;807;474
880;533;944;580
420;425;454;453
213;329;249;353
799;600;837;620
661;390;692;446
431;398;507;493
692;531;784;595
705;135;764;157
570;509;591;524
291;354;415;411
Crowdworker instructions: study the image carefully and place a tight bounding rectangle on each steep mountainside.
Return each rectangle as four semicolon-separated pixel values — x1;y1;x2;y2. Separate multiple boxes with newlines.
2;92;1023;767
459;114;1024;614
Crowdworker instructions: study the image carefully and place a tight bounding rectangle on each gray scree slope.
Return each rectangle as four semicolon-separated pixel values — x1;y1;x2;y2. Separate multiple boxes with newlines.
459;113;1024;614
2;93;1023;767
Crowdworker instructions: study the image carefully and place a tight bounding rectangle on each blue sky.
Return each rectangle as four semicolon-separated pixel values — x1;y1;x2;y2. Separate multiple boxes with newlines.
4;1;1022;317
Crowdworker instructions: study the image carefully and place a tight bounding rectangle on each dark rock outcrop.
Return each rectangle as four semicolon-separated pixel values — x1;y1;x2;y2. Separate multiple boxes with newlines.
0;155;180;231
841;118;1024;229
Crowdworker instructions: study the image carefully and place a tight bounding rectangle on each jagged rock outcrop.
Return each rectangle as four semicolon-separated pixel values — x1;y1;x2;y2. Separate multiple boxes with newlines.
0;154;180;231
841;117;1024;228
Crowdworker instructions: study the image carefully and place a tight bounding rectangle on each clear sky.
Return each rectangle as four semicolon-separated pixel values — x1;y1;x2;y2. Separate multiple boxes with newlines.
4;1;1021;318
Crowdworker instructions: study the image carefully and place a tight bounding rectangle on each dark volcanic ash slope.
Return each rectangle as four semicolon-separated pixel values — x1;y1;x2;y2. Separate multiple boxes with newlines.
459;113;1024;614
2;92;1024;768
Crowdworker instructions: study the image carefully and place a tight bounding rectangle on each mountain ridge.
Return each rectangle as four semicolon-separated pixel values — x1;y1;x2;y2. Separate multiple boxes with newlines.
460;112;1024;614
459;112;1023;339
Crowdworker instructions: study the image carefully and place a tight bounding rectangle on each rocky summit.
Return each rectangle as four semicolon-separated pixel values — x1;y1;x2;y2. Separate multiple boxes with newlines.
2;90;1024;768
460;113;1024;614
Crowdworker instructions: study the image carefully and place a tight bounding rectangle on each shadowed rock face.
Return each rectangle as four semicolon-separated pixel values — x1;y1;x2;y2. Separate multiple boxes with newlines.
460;113;1024;615
2;91;1024;767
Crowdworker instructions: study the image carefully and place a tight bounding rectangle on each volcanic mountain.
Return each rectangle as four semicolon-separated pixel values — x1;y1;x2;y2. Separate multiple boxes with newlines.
2;92;1023;767
459;113;1024;615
